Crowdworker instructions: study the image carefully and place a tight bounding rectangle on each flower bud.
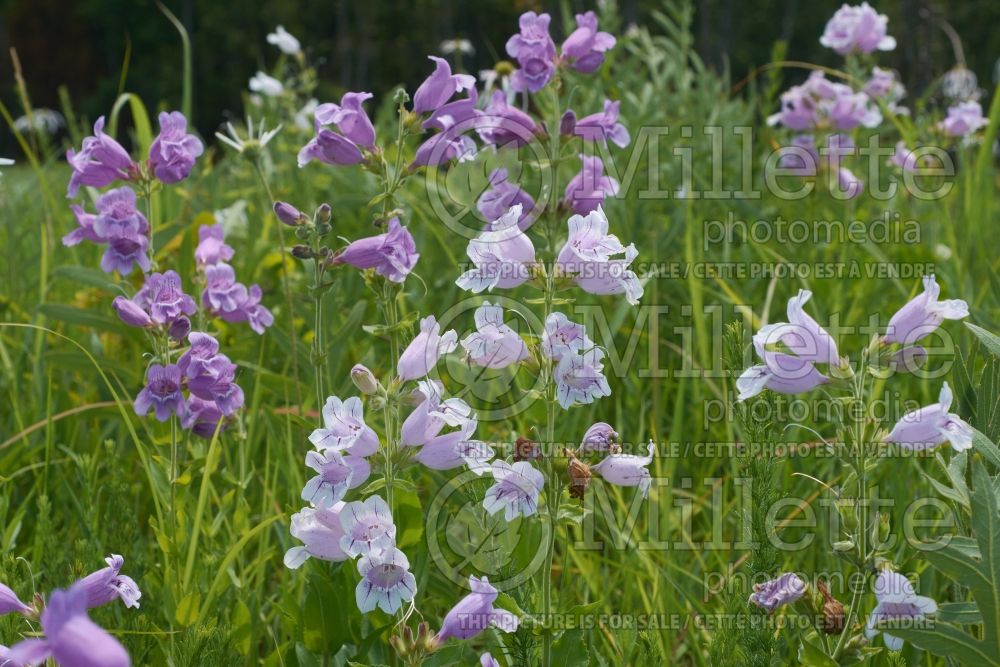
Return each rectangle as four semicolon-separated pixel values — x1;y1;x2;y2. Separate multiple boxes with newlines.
273;201;304;226
168;316;191;342
291;245;314;259
393;87;411;105
351;364;380;395
112;296;153;328
560;110;577;136
315;203;332;223
817;581;845;635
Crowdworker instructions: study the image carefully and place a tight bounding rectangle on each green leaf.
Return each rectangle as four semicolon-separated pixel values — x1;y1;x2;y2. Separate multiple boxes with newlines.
37;303;129;334
877;619;994;665
937;601;983;625
551;628;591;667
972;428;1000;470
175;591;201;626
796;631;837;667
966;322;1000;358
52;265;121;293
556;502;591;526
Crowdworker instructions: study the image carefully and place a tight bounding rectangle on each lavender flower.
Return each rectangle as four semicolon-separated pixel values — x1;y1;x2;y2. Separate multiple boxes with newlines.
460;301;529;369
355;547;417;614
350;364;380;395
5;582;130;667
554;348;612;409
273;201;305;226
483;460;544;520
561;11;616;73
202;263;249;313
63;187;151;275
574;100;630;148
753;290;842;366
592;442;655;497
413;56;476;116
62;204;102;247
477;168;537;230
883;382;973;452
134;363;185;421
400;380;473;446
542;312;593;361
284;503;350;569
414;427;494;474
397;316;459;381
221;284;274;334
865;571;937;651
506;11;557;93
557;207;642;304
66;117;136;198
736;348;829;402
939;101;988;138
837;167;863;199
194;223;235;266
186;354;245;415
299;92;375;166
749;573;807;613
819;3;896;55
338;495;397;557
776;135;819;176
148;111;203;184
302;449;371;508
0;584;31;616
768;71;880;131
182;396;227;439
133;270;197;326
579;422;618;454
309;396;380;456
888;141;920;172
477;91;538;148
563;156;619;215
884;274;968;344
331;218;419;283
481;653;500;667
411;129;478;168
456;205;537;293
436;575;520;642
112;296;154;328
77;555;141;610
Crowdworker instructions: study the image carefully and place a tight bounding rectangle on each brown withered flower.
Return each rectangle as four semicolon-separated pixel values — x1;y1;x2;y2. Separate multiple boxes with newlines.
567;455;592;499
514;436;540;462
817;581;845;635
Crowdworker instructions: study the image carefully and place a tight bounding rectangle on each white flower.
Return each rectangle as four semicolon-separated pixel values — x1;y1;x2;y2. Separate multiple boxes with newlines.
267;25;301;55
294;98;320;130
356;547;417;614
249;71;284;97
440;38;474;55
215;115;283;154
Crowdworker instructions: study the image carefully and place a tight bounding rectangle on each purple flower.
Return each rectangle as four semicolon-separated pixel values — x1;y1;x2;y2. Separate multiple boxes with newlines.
574;99;630;148
0;584;31;616
413;56;476;116
202;263;248;314
221;284;274;334
194;223;234;266
112;296;154;328
579;422;618;454
301;449;371;508
298;92;375;167
863;67;903;101
564;155;619;215
177;332;219;375
506;12;557;93
134;363;185;421
767;71;880;131
592;442;655;497
884;274;968;345
397;316;458;381
134;270;197;326
749;573;807;613
481;653;500;667
182;396;227;439
148;111;203;184
400;380;472;447
939;101;988;137
820;3;896;55
284;503;350;569
309;396;380;456
888;141;920;172
355;547;417;614
76;555;141;610
66;116;136;198
331;218;419;284
884;382;973;452
6;582;130;667
273;201;305;226
476;91;539;148
753;290;842;366
776;135;819;176
865;571;936;651
168;317;191;342
836;167;863;199
477;168;537;231
414;426;494;474
456;205;537;292
554;348;611;409
542;312;593;361
338;495;397;557
483;460;544;520
62;205;102;247
561;11;616;73
460;301;529;369
411;130;478;168
736;349;829;402
186;354;244;415
436;575;520;642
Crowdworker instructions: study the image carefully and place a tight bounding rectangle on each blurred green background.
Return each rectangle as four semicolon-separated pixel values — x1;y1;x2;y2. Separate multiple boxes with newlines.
1;0;999;151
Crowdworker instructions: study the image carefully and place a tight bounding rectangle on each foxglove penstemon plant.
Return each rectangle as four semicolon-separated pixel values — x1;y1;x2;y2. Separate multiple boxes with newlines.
737;274;969;661
280;8;651;666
